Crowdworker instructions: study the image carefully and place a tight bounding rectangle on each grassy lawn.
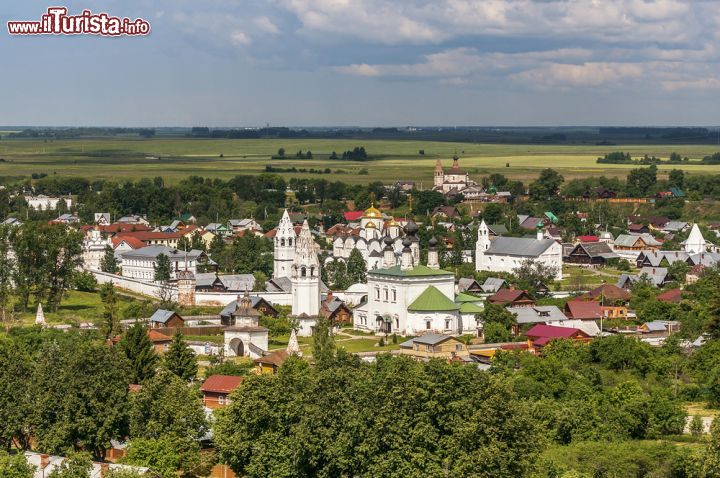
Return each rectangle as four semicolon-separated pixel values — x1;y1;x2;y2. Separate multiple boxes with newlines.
336;337;400;353
2;137;720;184
14;290;136;326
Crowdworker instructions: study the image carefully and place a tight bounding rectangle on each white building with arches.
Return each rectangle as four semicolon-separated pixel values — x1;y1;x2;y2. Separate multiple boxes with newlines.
352;227;479;336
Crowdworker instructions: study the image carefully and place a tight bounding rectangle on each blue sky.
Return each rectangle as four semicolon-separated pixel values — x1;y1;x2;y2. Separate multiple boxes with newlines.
2;0;720;127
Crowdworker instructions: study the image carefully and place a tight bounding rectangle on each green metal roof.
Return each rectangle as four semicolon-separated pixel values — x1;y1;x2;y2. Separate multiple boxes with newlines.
408;286;459;312
459;302;484;314
369;264;454;278
455;292;482;303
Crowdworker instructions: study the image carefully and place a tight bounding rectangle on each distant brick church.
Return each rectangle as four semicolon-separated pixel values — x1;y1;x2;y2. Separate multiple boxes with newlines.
433;155;477;195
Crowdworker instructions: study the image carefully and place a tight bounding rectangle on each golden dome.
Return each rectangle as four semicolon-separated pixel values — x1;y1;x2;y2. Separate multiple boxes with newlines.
365;221;377;229
363;202;382;219
386;218;399;227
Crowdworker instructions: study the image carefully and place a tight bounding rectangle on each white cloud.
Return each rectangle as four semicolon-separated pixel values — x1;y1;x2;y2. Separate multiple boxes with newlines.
230;31;251;45
254;16;280;34
510;62;645;89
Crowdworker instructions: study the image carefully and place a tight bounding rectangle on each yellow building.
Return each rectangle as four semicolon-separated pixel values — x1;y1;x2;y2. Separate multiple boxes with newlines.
399;334;470;361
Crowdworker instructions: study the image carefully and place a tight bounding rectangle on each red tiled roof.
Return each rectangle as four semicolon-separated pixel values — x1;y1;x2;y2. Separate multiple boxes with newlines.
657;288;683;303
580;284;631;302
578;235;599;243
147;330;172;342
180;225;199;235
488;289;533;304
343;211;364;221
526;324;587;340
200;374;244;394
97;223;153;234
565;300;603;320
111;236;145;249
115;231;183;242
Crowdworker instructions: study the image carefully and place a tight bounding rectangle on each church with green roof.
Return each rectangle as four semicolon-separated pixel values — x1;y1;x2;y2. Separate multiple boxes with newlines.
352;222;483;337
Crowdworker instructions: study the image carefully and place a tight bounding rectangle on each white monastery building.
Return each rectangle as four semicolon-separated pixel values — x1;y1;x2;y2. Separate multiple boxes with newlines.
475;220;563;280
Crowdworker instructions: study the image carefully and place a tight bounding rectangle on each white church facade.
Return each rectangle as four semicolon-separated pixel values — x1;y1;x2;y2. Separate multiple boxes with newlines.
353;225;481;336
475;220;563;280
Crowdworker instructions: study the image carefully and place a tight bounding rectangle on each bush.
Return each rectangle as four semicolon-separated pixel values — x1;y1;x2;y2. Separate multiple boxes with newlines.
71;271;98;292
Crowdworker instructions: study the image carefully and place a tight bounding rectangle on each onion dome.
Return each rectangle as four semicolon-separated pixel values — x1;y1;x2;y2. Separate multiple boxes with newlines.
365;221;377;229
428;236;438;248
402;237;412;249
363;202;382;219
404;220;419;235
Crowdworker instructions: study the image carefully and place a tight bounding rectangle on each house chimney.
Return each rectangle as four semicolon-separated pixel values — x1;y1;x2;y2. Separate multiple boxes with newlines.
40;454;50;470
327;290;333;303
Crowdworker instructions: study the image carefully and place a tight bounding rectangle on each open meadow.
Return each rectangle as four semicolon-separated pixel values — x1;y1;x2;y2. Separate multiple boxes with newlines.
1;137;720;184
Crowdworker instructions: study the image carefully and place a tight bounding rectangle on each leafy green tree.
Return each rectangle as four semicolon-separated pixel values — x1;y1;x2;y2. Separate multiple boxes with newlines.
119;322;158;384
105;469;147;478
0;338;33;450
153;254;172;282
214;355;541;478
483;322;513;343
100;245;119;274
0;450;35;478
529;168;564;200
71;271;97;292
0;225;16;327
47;452;92;478
626;165;657;197
124;434;204;478
690;414;704;437
479;303;517;330
512;260;557;296
703;417;720;477
128;369;207;440
312;316;336;367
346;248;367;285
163;333;197;382
668;260;690;284
30;341;130;459
99;282;120;339
252;271;267;292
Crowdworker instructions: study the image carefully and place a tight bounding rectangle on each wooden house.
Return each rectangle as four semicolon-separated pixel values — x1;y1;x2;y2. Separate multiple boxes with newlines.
399;334;470;361
564;242;618;265
488;289;535;307
149;309;185;328
200;375;244;409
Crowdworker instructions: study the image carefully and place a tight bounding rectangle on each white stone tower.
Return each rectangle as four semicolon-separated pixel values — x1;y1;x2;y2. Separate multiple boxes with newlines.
684;224;708;254
475;219;490;271
434;159;444;189
291;220;321;317
273;209;297;279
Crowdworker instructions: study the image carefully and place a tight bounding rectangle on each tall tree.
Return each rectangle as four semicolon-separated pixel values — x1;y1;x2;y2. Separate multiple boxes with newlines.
312;317;336;367
0;338;32;451
119;322;158;384
128;369;207;440
346;248;367;285
0;225;15;328
99;282;120;339
164;333;197;382
30;341;130;459
153;254;172;282
529;168;564;200
100;245;119;274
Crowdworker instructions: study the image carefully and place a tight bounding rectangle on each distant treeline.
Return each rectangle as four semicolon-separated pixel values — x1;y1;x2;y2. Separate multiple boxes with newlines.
597;151;691;164
7;127;155;138
4;126;720;144
598;127;712;139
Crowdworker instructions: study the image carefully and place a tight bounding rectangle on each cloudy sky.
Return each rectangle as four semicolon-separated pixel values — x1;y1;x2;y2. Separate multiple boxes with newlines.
2;0;720;126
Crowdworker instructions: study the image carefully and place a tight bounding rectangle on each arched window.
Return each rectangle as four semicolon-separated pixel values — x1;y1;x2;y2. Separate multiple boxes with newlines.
310;266;315;277
281;238;285;247
289;238;293;246
301;267;307;277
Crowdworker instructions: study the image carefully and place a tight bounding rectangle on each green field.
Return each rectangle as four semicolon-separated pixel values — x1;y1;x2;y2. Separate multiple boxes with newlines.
1;137;720;184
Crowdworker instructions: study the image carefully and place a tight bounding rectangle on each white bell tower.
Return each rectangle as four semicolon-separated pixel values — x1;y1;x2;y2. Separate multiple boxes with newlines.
273;209;296;279
291;220;321;317
475;219;491;271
